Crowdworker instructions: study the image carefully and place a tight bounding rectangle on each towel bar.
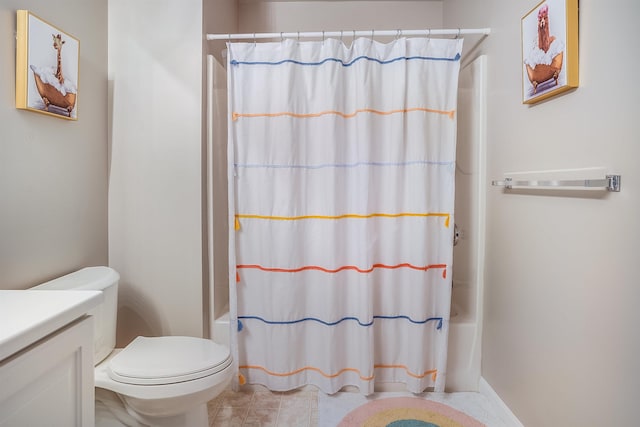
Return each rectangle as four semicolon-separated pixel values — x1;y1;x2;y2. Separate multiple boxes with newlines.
491;174;621;192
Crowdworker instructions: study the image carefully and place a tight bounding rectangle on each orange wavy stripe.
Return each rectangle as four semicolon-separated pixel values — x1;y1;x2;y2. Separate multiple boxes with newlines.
239;364;438;382
239;364;374;381
374;364;438;381
232;107;455;121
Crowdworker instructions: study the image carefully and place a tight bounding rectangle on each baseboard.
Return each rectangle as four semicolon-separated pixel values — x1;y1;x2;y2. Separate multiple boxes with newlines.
479;377;525;427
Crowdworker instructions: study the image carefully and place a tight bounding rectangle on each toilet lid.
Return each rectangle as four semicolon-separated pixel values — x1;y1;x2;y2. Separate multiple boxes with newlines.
107;336;231;386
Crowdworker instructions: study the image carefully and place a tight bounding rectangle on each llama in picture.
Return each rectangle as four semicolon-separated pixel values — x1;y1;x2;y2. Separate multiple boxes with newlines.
521;0;577;103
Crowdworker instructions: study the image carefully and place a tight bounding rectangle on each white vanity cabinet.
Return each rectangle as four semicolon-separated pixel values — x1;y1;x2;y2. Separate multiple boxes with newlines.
0;290;103;427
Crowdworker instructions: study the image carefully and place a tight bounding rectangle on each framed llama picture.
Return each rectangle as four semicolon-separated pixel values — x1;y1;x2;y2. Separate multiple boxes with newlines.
16;11;80;120
521;0;578;104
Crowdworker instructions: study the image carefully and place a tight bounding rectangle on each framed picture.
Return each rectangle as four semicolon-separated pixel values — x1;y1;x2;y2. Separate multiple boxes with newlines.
16;11;79;120
521;0;578;104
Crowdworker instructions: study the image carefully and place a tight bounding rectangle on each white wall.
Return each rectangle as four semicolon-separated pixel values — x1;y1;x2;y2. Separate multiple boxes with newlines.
108;0;204;344
239;0;443;37
444;0;640;425
0;1;108;289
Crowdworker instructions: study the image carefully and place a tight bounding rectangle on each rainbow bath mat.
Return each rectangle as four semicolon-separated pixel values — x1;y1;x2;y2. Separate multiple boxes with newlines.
337;397;486;427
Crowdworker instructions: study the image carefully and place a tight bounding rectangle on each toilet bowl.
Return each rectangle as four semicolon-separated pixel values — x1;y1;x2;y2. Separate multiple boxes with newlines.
33;267;233;427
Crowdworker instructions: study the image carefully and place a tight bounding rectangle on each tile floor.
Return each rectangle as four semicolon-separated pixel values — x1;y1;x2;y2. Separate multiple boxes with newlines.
208;387;508;427
207;387;318;427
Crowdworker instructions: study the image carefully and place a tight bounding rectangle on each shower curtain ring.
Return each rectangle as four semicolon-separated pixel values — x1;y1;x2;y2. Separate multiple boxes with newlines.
396;29;401;40
322;31;325;43
253;33;256;46
297;31;300;42
456;28;461;39
340;30;343;43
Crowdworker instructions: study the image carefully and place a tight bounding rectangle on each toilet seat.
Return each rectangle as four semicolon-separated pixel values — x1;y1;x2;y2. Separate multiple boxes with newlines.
108;336;231;385
95;338;233;403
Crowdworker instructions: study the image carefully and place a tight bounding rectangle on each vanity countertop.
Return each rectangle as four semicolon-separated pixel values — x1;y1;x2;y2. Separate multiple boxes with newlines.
0;290;103;361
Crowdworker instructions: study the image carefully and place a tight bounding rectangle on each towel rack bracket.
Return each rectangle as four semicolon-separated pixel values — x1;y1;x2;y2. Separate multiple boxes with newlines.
606;174;621;192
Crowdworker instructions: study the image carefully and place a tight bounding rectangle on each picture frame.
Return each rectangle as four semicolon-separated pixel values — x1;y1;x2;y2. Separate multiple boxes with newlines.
16;10;80;120
521;0;578;104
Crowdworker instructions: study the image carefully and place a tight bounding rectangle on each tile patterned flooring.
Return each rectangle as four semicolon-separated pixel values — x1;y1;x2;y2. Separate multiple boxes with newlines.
208;387;507;427
208;387;318;427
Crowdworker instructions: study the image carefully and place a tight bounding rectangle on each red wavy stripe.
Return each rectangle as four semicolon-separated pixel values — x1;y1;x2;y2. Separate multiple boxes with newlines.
237;263;448;278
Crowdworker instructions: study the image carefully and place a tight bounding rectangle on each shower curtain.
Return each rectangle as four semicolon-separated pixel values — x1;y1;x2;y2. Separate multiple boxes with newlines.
227;36;463;394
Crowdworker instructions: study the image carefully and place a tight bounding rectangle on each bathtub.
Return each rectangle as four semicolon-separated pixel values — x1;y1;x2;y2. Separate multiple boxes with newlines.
446;284;482;391
212;306;230;348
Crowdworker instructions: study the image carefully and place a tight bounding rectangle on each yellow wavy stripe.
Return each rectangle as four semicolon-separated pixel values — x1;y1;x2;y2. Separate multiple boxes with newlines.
232;107;455;121
236;212;451;228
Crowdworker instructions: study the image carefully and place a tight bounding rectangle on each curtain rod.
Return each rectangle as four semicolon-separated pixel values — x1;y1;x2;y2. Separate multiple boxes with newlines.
206;28;491;41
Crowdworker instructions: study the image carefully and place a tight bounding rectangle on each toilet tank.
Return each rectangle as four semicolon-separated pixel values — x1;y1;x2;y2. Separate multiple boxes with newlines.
32;266;119;365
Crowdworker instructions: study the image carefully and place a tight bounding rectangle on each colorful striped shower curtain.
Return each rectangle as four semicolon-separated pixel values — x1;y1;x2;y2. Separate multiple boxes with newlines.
227;37;463;394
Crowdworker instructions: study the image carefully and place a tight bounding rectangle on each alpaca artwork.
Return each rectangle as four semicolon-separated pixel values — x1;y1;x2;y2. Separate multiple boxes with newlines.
521;0;578;104
16;11;80;119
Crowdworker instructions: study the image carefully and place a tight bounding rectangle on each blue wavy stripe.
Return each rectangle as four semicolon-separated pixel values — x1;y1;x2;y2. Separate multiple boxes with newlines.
230;53;461;67
238;315;444;330
235;160;455;170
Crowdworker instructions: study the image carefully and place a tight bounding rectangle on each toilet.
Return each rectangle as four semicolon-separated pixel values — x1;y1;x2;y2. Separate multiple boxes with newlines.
32;266;233;427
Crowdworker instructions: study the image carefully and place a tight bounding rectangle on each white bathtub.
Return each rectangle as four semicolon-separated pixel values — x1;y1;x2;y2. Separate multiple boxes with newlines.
446;286;482;391
212;306;230;348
